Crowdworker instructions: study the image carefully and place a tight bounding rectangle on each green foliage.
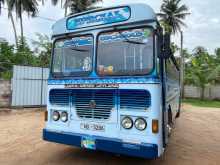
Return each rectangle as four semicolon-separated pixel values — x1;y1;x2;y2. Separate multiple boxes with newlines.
0;41;15;79
158;0;190;34
14;37;38;66
32;33;52;67
8;0;38;18
183;99;220;108
0;34;52;80
51;0;102;15
184;46;220;99
8;0;39;46
68;0;102;14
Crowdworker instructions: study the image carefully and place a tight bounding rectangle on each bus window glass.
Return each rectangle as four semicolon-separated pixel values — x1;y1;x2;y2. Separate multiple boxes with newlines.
166;59;179;81
97;28;154;76
52;35;93;76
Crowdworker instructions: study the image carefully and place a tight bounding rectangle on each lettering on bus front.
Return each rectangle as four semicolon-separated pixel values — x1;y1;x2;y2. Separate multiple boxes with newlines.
64;84;119;88
67;7;131;30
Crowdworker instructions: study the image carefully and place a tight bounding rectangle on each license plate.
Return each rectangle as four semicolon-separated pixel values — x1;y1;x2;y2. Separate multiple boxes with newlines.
81;136;96;150
80;123;105;132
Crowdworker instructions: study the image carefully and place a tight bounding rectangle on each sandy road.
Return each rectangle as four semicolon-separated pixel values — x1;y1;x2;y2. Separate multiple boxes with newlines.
0;104;220;165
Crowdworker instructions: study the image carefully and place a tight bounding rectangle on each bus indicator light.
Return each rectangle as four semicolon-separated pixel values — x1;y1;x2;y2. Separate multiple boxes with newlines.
152;120;159;133
44;111;48;121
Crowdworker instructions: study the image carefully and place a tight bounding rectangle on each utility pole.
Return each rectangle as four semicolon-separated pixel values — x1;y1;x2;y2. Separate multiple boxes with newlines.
180;31;184;98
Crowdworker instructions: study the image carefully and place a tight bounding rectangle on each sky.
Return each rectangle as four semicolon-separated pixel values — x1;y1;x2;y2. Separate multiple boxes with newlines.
0;0;220;54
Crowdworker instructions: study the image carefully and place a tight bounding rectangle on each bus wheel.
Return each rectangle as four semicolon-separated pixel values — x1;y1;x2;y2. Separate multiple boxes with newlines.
168;108;173;125
176;110;180;118
176;96;181;118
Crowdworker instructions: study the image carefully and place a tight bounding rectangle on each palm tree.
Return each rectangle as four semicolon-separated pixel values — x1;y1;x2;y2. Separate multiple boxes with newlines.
0;0;5;14
51;0;102;16
0;0;18;47
68;0;102;14
158;0;189;98
7;0;19;47
8;0;39;46
158;0;190;34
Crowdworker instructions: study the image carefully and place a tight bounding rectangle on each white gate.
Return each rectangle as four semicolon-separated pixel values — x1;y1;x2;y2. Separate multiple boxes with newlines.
11;65;49;107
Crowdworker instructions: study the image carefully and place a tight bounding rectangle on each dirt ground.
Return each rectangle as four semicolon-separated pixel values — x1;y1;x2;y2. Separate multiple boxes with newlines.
0;104;220;165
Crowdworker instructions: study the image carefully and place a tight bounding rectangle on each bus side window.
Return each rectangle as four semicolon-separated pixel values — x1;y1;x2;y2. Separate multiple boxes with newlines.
156;34;162;76
166;59;179;81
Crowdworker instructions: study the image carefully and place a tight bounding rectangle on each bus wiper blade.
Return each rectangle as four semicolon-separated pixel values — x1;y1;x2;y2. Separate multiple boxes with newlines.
118;31;145;45
71;48;89;52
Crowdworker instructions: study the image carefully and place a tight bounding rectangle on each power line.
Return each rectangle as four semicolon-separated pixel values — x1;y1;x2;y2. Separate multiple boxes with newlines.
0;6;56;22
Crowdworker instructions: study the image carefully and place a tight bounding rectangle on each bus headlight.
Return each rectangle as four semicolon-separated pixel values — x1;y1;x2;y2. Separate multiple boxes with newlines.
60;112;68;122
121;116;133;129
52;111;60;121
135;118;147;131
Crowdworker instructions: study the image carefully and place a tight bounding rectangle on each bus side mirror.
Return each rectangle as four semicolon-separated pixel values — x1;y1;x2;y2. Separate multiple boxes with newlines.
160;33;172;59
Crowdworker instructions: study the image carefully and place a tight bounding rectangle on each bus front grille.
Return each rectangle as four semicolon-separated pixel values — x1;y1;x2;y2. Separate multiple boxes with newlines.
49;89;151;120
75;90;115;120
49;89;70;106
120;90;151;110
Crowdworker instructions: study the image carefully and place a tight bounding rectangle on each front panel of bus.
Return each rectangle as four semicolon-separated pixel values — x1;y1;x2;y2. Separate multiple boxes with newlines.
43;6;165;159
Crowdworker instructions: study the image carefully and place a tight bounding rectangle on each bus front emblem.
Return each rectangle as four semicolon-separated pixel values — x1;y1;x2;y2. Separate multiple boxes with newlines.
89;100;96;109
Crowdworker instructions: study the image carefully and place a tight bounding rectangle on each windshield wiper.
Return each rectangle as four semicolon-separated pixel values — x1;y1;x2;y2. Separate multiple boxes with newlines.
70;47;89;52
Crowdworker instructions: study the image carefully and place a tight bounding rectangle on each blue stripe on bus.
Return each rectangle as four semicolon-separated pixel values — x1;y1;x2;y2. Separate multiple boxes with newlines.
43;129;158;159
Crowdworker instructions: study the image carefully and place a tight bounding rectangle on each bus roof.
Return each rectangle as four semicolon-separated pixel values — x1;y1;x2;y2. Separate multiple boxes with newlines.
52;3;157;36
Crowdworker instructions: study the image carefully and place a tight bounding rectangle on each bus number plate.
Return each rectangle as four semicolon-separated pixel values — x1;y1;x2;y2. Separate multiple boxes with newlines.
80;123;105;132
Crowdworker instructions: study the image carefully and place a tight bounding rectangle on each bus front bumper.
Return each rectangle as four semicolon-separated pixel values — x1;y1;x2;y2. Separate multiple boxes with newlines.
43;129;158;159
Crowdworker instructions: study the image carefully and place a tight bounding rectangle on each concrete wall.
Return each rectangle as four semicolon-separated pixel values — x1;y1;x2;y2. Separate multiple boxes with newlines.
0;80;11;107
184;86;220;100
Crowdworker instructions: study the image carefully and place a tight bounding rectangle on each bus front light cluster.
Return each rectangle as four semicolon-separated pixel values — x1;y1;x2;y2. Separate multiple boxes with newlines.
121;116;133;129
135;118;147;131
52;111;68;122
121;116;147;131
60;112;68;122
52;111;60;121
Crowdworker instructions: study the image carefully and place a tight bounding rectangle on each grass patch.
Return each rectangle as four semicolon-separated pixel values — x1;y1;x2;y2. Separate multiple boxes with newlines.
183;99;220;108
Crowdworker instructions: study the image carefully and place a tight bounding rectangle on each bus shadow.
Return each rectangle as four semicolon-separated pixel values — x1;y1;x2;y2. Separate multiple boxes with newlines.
56;146;160;165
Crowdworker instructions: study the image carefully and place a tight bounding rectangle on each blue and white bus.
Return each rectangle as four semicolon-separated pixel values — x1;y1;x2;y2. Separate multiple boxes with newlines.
43;3;181;159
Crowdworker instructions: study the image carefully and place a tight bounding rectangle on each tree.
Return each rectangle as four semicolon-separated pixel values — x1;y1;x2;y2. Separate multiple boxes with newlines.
7;0;19;47
158;0;190;98
158;0;190;34
0;41;15;79
8;0;39;46
51;0;102;16
0;0;18;47
32;33;52;67
14;37;38;66
184;47;219;100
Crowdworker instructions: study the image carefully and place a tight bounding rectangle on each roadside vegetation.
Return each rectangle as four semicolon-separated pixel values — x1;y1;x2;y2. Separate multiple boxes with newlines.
183;99;220;108
0;0;220;101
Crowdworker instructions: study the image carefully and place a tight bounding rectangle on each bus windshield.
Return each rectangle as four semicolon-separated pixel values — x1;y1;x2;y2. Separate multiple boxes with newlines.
97;27;154;76
52;35;93;77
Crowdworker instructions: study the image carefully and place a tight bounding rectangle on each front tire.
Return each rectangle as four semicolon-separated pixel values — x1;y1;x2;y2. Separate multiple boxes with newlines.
176;96;181;118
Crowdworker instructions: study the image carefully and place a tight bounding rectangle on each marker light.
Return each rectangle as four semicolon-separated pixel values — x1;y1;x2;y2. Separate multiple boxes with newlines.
135;118;147;131
52;111;60;121
60;112;68;122
44;110;48;121
152;120;159;133
121;116;133;129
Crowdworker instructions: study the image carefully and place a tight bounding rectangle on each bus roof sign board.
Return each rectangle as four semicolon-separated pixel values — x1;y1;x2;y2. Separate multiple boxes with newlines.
67;7;131;30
